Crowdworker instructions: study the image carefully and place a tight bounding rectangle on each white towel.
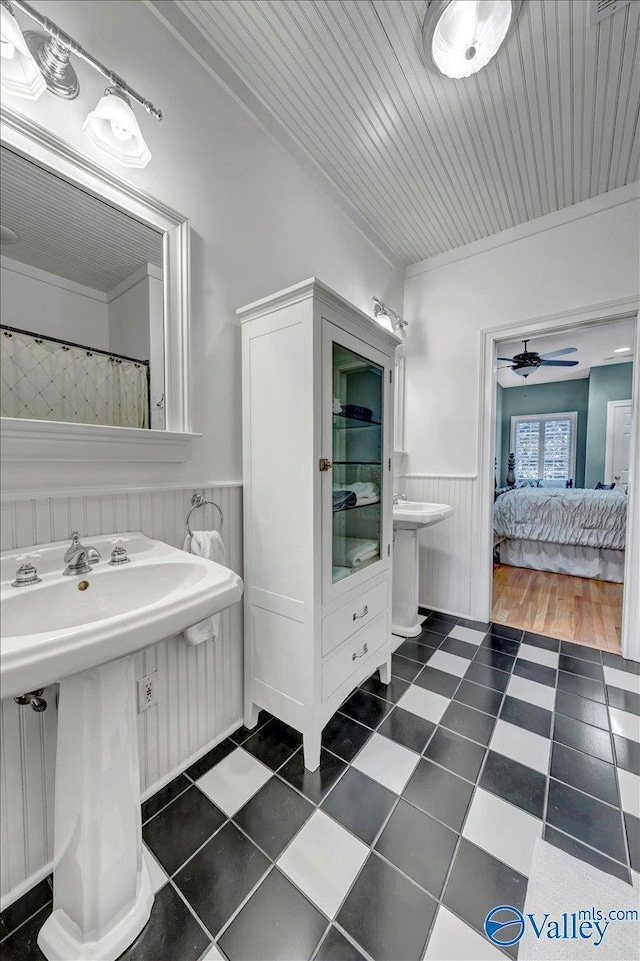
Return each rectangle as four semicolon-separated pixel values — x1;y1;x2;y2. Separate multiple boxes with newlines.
183;530;226;646
333;537;379;568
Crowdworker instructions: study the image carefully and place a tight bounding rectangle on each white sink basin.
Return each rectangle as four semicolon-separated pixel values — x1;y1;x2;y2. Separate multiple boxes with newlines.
393;500;454;530
1;531;243;699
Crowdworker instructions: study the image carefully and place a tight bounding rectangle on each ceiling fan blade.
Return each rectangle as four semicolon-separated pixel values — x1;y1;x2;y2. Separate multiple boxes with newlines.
497;357;516;362
539;359;579;367
540;347;577;359
496;365;513;370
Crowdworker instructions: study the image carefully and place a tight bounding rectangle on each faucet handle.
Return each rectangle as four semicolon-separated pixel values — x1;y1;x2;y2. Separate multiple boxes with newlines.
12;556;42;588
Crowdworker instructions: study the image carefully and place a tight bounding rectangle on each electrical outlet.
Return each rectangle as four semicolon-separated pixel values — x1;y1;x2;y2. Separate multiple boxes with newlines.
137;672;158;712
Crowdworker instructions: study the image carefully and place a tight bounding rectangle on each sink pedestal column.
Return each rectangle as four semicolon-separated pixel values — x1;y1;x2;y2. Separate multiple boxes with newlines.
392;528;423;637
37;655;153;961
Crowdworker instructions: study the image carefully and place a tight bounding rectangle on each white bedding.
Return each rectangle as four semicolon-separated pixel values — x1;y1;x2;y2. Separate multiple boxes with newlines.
494;488;627;551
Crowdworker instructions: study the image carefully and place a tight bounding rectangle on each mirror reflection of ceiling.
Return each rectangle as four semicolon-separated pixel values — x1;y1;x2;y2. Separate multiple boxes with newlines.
0;146;163;292
497;316;636;388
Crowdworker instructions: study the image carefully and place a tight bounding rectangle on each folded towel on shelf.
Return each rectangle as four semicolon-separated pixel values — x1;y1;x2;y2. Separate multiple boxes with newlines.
333;537;379;568
332;482;380;510
182;530;226;645
333;489;358;511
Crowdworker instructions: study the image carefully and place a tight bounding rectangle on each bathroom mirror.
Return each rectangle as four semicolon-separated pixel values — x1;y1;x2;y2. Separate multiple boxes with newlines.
0;107;193;469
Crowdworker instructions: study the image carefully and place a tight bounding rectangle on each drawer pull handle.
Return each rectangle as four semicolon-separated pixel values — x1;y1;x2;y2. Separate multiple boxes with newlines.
352;643;369;661
353;605;369;621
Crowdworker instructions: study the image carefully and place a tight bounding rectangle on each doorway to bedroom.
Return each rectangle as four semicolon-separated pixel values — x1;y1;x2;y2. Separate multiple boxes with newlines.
491;316;635;652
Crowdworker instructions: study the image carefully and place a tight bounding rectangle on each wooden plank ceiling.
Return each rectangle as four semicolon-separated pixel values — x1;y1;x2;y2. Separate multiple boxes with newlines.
178;0;640;264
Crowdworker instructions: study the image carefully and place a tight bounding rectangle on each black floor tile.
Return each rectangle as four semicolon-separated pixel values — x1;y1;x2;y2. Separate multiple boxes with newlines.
185;739;237;781
378;706;436;754
613;734;640;776
426;614;458;633
219;869;326;961
560;641;602;663
441;701;496;746
119;883;210;961
322;714;372;762
322;768;396;845
229;711;272;746
555;689;610;730
557;670;606;703
464;661;510;693
553;713;614;764
488;623;523;642
391;654;423;682
558;655;604;681
339;690;391;729
0;904;49;961
443;840;527;959
417;628;447;648
474;646;516;673
418;606;434;616
403;758;473;832
625;813;640;871
414;665;460;698
0;879;51;941
454;679;503;716
550;742;619;806
500;695;552;738
142;774;191;824
602;653;640;676
523;632;560;651
279;748;347;803
513;659;556;687
440;636;477;660
376;799;457;898
423;726;486;782
395;639;436;664
544;826;630;884
242;718;303;771
483;633;521;657
457;617;491;632
359;674;409;704
480;751;546;818
174;822;269;937
142;786;226;875
315;927;366;961
607;686;640;716
337;853;436;961
234;777;314;859
547;779;627;863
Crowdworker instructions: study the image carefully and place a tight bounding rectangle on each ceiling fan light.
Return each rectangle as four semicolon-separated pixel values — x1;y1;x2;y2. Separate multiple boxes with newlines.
83;86;151;168
0;1;46;100
423;0;521;79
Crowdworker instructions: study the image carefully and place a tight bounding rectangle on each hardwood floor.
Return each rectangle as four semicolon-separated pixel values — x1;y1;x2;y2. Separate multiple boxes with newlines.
492;564;623;653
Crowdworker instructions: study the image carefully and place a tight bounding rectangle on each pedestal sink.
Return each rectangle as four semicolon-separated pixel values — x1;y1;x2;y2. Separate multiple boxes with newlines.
392;501;453;637
0;532;243;961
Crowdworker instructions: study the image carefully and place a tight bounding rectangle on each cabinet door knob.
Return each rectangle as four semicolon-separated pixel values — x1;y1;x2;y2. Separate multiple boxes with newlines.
353;605;369;621
352;643;369;661
319;458;332;472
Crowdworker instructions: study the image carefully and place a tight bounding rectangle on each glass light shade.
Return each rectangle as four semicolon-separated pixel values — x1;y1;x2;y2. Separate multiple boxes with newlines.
83;89;151;169
374;310;395;333
431;0;512;79
0;4;46;99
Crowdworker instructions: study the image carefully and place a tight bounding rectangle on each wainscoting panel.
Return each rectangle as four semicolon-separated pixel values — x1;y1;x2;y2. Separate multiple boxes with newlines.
400;475;478;619
0;484;243;905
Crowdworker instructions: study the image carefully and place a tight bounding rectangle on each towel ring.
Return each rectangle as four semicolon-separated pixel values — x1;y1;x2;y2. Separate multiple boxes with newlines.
186;494;223;536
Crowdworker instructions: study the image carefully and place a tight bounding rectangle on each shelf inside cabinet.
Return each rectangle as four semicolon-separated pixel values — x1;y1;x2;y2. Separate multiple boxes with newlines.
332;499;381;514
333;413;381;429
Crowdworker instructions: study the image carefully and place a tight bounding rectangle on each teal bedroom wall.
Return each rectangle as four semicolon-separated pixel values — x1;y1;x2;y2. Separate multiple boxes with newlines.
499;379;590;487
584;363;634;488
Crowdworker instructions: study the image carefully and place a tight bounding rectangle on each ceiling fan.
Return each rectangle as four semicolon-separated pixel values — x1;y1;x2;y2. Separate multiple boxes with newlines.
497;340;579;378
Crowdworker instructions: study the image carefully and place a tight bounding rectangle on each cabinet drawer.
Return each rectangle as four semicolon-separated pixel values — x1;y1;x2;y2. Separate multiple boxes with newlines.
321;614;387;701
322;580;388;657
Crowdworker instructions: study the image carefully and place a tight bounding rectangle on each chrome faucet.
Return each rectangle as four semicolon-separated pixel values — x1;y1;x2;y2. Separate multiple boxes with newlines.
393;493;408;505
63;531;101;576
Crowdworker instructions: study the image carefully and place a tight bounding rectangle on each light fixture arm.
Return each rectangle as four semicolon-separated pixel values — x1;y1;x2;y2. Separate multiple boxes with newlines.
5;0;162;120
372;296;408;331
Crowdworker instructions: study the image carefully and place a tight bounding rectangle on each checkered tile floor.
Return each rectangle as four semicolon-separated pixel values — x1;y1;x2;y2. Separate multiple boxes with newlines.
2;613;639;961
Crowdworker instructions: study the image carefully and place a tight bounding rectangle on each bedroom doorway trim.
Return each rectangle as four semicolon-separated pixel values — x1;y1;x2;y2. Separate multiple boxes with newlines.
475;297;640;662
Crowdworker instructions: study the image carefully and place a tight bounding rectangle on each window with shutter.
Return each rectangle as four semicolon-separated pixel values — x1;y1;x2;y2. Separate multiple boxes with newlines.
510;412;577;482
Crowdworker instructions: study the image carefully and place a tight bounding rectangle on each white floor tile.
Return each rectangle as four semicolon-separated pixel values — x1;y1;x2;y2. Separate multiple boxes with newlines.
618;769;640;818
518;644;559;669
506;674;556;711
463;788;542;876
427;650;471;677
352;732;420;793
196;748;272;816
143;845;168;893
448;626;486;646
419;615;429;624
609;707;640;744
423;906;506;960
201;944;226;960
489;719;551;775
398;685;450;723
277;810;368;917
604;667;640;696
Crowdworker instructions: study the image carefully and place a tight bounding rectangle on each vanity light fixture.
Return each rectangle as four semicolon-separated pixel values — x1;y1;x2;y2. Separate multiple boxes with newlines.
0;0;161;167
613;346;631;354
372;297;408;333
422;0;523;79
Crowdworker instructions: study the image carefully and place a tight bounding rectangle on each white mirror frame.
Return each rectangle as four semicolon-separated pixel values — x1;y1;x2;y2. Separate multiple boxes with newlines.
0;106;196;470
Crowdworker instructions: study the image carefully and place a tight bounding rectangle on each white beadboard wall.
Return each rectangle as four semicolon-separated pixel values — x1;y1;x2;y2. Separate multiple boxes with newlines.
0;484;243;905
400;475;477;618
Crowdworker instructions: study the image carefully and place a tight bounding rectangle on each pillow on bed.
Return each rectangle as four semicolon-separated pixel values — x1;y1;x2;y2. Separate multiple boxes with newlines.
538;479;567;488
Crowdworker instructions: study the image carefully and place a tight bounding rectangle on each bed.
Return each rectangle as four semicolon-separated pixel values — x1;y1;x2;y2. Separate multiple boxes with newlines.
493;486;627;582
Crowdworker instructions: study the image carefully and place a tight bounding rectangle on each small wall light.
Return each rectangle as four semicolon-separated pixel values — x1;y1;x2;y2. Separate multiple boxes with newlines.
83;87;152;168
422;0;523;80
372;297;408;333
0;0;46;99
